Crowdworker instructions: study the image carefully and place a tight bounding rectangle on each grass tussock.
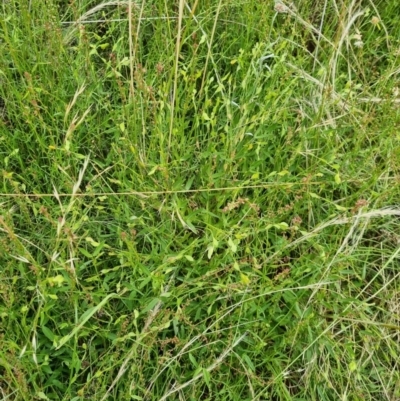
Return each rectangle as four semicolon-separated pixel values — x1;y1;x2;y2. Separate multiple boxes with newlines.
1;0;400;400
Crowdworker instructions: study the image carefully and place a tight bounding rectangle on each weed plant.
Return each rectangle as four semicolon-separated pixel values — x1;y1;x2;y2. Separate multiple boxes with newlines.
1;0;400;400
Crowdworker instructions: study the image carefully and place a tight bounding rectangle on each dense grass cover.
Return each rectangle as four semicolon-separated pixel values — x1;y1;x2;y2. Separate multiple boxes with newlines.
1;0;400;400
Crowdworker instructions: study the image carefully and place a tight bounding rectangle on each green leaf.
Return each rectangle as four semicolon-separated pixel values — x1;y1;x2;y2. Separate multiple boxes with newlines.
207;245;214;259
148;165;158;175
79;247;92;258
349;360;357;372
334;204;348;211
189;352;198;367
240;273;250;285
42;326;55;341
202;112;211;121
203;368;211;387
47;275;65;287
56;292;118;349
142;298;160;314
199;34;207;45
228;238;237;253
266;222;289;230
241;353;255;372
85;237;100;247
277;170;289;176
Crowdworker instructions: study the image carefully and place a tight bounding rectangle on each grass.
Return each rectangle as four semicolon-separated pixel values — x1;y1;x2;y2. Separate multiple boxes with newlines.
0;0;400;400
